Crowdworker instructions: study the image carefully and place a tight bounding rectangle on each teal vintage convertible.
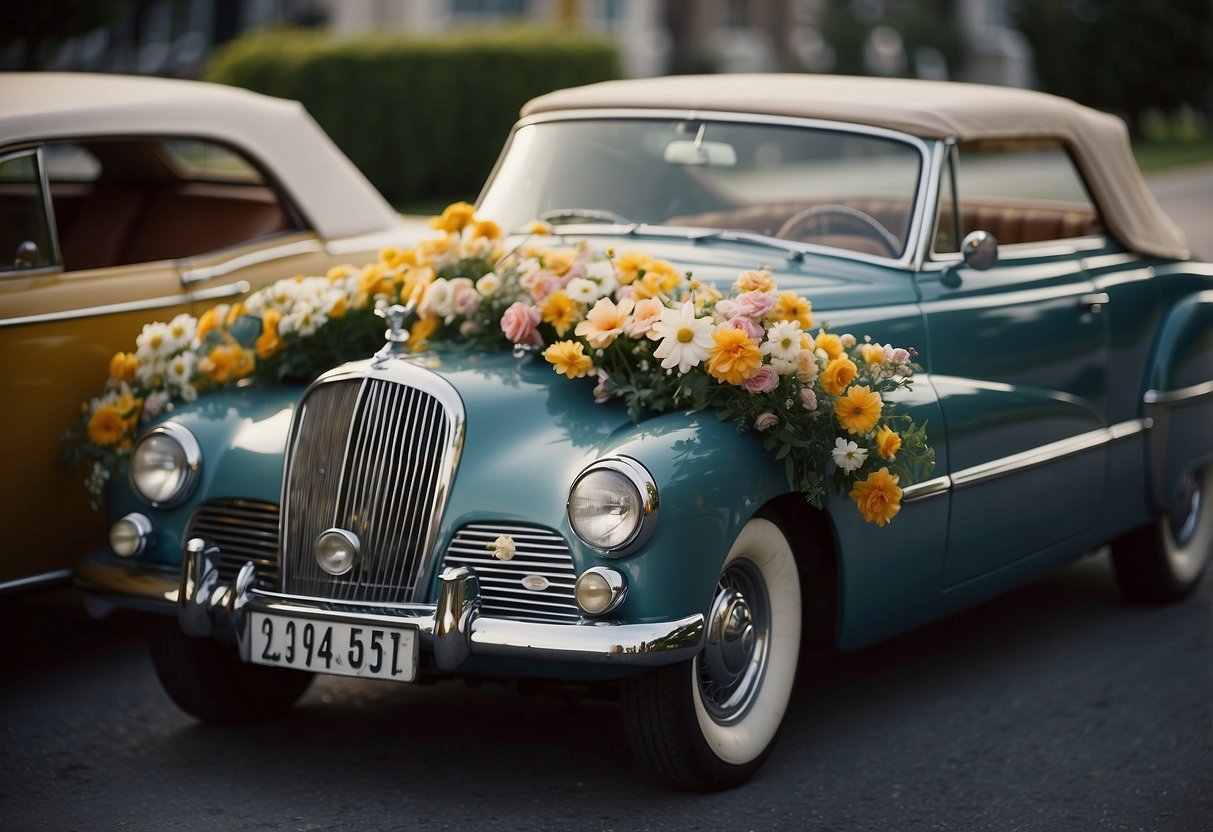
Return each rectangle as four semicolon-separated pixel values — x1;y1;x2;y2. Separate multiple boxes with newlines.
75;76;1213;791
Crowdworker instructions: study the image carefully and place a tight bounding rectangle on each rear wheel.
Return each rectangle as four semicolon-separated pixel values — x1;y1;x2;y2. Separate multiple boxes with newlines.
1111;465;1213;603
147;616;313;725
622;517;802;791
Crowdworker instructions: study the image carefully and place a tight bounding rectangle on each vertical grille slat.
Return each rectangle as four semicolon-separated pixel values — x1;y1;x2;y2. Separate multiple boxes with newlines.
281;376;455;603
185;500;281;586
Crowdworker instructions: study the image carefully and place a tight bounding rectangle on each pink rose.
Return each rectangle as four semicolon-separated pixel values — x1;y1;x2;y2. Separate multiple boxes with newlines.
732;291;777;319
743;365;779;394
800;388;818;411
715;298;739;319
727;316;764;342
627;298;666;339
454;286;479;316
890;347;910;365
754;412;779;431
500;302;543;346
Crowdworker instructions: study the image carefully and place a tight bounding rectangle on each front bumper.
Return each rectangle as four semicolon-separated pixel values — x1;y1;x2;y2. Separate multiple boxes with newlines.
75;543;705;672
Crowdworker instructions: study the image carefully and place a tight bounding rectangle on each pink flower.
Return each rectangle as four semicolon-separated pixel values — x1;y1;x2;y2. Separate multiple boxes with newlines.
592;368;611;404
800;388;818;411
627;298;666;339
727;316;764;342
754;412;779;431
500;302;543;346
742;364;779;394
732;291;777;319
454;286;479;316
890;347;910;365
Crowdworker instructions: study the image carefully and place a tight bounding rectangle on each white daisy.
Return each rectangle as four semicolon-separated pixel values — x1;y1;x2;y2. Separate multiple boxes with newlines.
832;437;868;473
565;277;601;304
651;301;715;374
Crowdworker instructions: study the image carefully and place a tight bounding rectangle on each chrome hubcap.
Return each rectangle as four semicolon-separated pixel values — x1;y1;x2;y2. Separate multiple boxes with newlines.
698;559;770;724
1168;471;1201;547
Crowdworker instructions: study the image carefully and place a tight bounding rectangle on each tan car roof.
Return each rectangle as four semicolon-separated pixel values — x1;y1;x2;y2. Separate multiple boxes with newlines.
1;72;400;240
524;74;1188;260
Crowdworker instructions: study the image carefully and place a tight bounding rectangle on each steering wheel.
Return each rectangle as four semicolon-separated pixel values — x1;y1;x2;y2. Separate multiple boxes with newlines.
775;205;901;257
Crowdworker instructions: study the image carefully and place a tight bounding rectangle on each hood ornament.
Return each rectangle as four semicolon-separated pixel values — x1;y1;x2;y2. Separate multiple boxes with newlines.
372;299;415;368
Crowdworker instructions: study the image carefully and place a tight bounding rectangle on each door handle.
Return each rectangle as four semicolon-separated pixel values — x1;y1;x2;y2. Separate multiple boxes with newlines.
1079;292;1110;314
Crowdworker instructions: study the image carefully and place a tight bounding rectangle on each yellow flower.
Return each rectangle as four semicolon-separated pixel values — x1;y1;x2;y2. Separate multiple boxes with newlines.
614;250;649;285
357;263;393;297
849;467;902;526
861;344;886;366
876;425;902;459
540;290;580;336
196;306;222;342
736;268;775;293
542;249;575;277
255;309;283;359
108;352;139;384
543;341;594;379
201;345;254;385
816;332;844;360
834;385;883;435
430;201;476;233
820;357;858;396
528;220;553;235
472;219;502;240
225;303;247;326
327;264;355;283
771;292;813;328
87;405;127;447
707;326;764;385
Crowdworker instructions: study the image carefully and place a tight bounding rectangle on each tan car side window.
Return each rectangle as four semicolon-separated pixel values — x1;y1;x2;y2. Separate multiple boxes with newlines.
0;149;57;273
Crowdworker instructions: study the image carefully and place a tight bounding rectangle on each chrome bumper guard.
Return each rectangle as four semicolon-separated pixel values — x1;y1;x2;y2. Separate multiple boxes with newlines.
82;541;706;672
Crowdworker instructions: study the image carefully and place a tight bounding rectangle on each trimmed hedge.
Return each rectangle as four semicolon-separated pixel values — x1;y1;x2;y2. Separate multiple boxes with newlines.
204;28;621;206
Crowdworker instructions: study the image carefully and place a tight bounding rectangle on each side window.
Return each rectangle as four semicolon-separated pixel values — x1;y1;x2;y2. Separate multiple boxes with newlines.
52;137;296;272
933;139;1104;255
0;149;57;273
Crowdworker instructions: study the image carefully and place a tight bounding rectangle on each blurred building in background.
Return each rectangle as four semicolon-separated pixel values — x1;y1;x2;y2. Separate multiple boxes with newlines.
3;0;1031;86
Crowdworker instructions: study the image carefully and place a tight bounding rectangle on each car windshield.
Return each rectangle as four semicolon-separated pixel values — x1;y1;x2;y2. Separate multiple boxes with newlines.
478;117;924;259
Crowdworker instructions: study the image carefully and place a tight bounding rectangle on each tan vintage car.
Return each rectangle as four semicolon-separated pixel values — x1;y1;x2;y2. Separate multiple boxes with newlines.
0;72;422;593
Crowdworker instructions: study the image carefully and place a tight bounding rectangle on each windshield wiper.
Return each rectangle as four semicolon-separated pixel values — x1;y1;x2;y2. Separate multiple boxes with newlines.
676;228;809;263
539;208;636;226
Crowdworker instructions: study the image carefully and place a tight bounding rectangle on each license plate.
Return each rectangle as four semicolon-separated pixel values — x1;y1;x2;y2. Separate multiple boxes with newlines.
249;612;418;682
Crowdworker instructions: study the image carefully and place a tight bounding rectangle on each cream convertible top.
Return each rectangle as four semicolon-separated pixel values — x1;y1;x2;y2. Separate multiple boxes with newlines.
524;75;1189;261
1;73;401;241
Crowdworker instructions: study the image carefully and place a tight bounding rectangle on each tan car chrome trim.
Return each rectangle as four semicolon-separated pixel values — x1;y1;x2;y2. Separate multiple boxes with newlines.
181;239;323;285
0;280;250;328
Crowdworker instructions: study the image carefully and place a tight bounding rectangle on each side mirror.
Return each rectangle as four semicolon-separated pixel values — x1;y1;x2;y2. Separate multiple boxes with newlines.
941;230;998;288
960;230;998;271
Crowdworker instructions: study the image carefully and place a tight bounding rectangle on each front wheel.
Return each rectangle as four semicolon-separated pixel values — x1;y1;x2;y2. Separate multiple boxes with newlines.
147;616;313;725
622;517;802;791
1111;465;1213;603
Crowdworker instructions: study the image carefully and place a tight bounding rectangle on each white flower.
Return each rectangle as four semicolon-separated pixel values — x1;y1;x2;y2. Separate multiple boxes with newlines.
841;333;857;348
420;278;455;319
565;277;601;304
164;313;197;353
762;320;803;372
476;272;502;296
166;351;196;388
489;534;516;561
651;301;715;374
135;322;172;362
586;259;618;296
178;383;198;403
832;437;868;472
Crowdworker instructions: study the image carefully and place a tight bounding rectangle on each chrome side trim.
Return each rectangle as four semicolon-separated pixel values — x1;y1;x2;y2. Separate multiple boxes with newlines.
902;418;1152;501
0;280;250;329
902;476;952;503
1144;380;1213;406
0;568;72;595
181;239;323;285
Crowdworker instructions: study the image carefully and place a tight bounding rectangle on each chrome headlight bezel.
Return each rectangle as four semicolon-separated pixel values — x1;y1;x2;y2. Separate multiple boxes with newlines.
567;456;659;557
128;423;201;508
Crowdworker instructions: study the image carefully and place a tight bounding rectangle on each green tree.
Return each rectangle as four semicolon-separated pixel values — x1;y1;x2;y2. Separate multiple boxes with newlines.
1;0;128;70
1017;0;1213;133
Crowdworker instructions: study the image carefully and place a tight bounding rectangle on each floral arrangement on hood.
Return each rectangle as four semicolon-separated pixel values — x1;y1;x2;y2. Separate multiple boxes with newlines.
65;202;933;525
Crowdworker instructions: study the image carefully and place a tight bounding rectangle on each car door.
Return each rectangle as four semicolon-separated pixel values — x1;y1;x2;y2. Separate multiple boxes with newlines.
916;140;1111;587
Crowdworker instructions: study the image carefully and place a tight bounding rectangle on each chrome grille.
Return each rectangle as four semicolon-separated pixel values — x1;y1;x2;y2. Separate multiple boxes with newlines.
281;376;456;603
442;524;580;623
185;500;280;586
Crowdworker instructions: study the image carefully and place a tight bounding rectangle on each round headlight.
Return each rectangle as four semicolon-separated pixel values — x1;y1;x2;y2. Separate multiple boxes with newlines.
575;567;628;615
129;423;200;507
567;457;658;556
315;528;361;576
109;513;153;558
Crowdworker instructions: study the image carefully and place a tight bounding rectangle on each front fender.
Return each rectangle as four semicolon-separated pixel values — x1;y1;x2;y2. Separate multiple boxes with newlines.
1145;288;1213;507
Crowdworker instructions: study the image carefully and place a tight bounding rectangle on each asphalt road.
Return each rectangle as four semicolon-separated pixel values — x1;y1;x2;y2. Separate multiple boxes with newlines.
2;167;1210;832
1;550;1209;832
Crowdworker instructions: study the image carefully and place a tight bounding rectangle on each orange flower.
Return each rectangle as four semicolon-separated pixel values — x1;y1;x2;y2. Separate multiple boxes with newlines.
543;341;594;379
816;331;844;360
108;352;139;384
542;249;575;277
736;268;774;293
820;357;858;396
770;292;813;328
196;306;222;342
707;326;764;385
613;250;649;285
357;263;393;297
861;344;886;366
407;314;440;351
876;425;902;459
471;219;502;240
834;385;883;435
201;345;254;385
255;309;283;359
87;405;127;447
849;467;902;526
225;303;247;326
